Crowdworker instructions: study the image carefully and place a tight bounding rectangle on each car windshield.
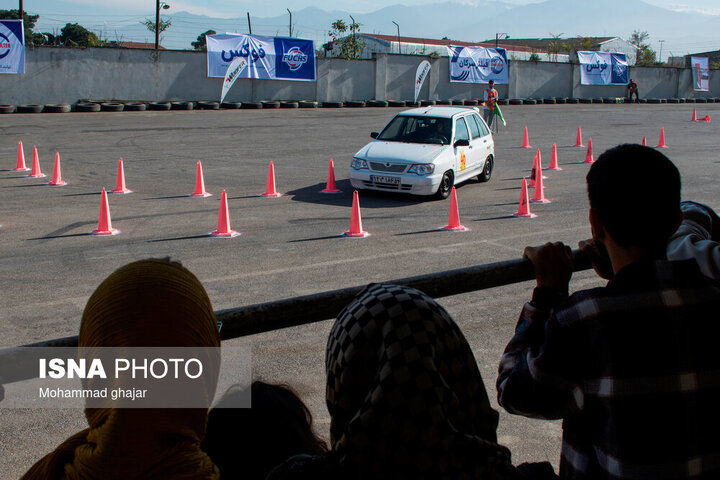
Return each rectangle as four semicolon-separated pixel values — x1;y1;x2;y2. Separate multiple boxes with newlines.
376;116;452;145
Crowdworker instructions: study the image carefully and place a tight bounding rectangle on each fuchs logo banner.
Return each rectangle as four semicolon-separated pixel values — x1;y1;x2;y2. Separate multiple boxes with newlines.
206;33;315;82
448;46;508;84
0;20;25;74
578;51;628;86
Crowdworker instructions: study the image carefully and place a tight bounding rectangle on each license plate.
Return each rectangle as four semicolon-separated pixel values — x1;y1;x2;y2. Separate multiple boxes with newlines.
370;175;400;185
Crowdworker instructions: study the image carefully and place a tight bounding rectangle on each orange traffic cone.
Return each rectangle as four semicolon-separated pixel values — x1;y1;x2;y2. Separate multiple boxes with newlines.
190;161;212;197
531;165;550;204
641;136;647;146
261;161;282;197
656;127;668;148
584;138;594;164
14;141;30;171
529;150;546;187
547;143;562;170
443;187;469;231
111;158;132;194
211;190;240;237
513;178;537;218
28;146;46;178
692;108;698;121
574;126;584;147
48;152;67;186
92;188;119;235
521;126;531;148
344;190;369;237
528;151;538;188
321;158;341;193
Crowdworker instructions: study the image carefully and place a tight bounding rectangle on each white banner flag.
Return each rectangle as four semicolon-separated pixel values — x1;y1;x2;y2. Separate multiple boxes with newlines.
0;19;25;74
691;56;709;92
414;60;431;102
577;51;628;86
206;33;315;82
220;57;248;103
448;46;508;84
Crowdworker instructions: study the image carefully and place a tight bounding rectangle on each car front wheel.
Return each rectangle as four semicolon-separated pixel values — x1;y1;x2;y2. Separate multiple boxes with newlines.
478;156;493;182
436;170;454;199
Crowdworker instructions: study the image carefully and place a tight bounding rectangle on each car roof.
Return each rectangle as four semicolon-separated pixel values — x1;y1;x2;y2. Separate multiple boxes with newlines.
399;106;479;118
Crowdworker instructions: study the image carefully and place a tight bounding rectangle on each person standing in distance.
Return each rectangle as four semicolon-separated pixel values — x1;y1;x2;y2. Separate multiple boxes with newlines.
627;78;639;103
483;80;499;132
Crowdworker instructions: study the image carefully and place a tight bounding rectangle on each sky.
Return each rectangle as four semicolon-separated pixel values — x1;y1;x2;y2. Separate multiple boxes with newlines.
4;0;720;19
1;0;717;57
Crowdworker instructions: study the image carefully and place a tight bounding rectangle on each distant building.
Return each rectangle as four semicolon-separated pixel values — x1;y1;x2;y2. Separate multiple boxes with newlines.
107;41;165;50
324;33;568;62
482;37;638;65
670;49;720;68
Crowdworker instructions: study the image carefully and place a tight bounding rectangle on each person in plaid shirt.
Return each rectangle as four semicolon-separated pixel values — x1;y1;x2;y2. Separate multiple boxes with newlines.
497;144;720;479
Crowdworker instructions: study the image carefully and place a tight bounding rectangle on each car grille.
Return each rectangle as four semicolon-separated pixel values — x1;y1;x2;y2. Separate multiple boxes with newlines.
362;180;412;191
369;162;407;173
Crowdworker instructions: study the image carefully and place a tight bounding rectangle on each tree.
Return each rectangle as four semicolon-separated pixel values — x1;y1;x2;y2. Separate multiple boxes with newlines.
328;18;364;59
629;30;657;66
191;30;215;51
0;9;39;45
629;30;649;47
576;36;594;50
528;52;541;63
546;33;564;62
141;16;172;44
60;23;100;47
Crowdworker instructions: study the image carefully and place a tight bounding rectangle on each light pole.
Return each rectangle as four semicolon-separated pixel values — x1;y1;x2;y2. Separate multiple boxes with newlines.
155;0;170;51
495;33;509;48
392;21;400;54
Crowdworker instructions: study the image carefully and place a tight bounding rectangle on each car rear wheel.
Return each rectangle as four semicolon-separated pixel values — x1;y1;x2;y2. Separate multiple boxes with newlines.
478;156;493;182
436;170;454;199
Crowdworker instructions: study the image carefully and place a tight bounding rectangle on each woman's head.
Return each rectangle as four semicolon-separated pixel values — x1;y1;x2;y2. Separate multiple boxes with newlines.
21;259;222;480
325;283;513;479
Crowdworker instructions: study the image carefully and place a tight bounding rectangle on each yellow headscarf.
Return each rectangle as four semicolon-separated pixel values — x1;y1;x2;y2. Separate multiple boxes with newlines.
22;259;221;480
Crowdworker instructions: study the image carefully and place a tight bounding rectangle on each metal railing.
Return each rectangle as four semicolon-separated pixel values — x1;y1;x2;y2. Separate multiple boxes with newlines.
0;251;591;385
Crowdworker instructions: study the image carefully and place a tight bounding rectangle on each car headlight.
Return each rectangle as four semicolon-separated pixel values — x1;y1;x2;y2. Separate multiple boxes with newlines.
408;164;435;176
351;158;368;170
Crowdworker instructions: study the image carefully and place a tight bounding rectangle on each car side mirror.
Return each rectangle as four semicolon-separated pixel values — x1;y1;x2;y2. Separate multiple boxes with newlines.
454;139;470;147
370;131;379;139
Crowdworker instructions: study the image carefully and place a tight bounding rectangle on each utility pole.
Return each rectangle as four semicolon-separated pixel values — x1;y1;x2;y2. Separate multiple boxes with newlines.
287;8;292;37
392;21;400;54
658;40;665;63
155;0;160;50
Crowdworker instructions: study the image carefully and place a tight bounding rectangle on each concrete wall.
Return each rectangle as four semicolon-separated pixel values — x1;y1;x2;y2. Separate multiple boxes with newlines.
0;47;717;105
511;61;573;99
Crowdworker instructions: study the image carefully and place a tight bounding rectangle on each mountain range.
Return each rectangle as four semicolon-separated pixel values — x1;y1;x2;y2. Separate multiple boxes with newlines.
32;0;719;59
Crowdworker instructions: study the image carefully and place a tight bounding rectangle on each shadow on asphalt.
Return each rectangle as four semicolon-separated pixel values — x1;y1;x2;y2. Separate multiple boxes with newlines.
473;215;516;222
148;234;216;243
285;179;431;209
288;234;346;243
28;232;92;240
394;228;448;236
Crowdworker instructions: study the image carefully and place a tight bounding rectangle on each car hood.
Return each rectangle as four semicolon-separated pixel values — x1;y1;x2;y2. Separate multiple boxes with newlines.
356;141;446;164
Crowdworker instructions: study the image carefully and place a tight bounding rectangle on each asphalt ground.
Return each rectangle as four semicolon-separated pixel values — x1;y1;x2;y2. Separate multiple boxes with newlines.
1;103;718;477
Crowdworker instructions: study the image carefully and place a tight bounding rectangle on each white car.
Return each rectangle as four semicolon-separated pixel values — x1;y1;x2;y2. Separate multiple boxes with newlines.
349;106;495;199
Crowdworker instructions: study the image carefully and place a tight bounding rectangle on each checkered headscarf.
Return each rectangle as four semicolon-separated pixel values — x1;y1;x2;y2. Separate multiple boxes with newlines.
326;283;516;480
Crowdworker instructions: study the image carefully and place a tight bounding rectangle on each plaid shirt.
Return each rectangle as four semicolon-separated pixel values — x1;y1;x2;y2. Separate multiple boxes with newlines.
497;259;720;479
